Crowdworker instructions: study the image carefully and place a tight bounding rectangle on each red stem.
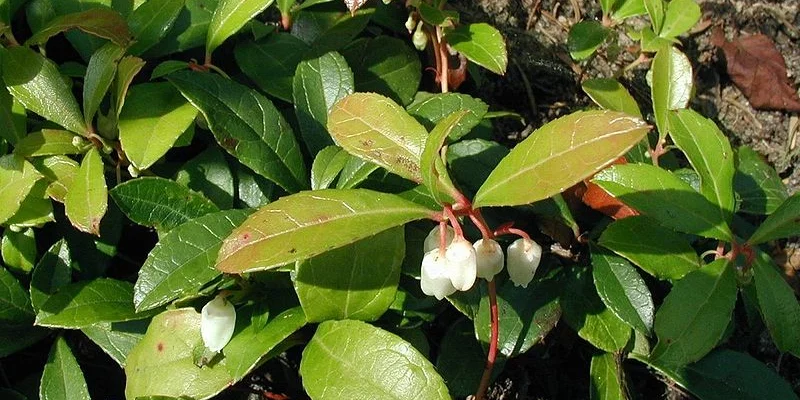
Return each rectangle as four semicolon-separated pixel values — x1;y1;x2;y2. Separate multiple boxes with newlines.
443;205;463;238
475;280;499;400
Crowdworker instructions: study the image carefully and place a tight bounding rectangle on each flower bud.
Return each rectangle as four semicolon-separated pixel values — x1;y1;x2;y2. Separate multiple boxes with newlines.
405;13;417;33
423;225;454;253
201;294;236;352
412;23;428;51
506;238;542;288
420;249;457;300
474;239;504;281
445;237;477;291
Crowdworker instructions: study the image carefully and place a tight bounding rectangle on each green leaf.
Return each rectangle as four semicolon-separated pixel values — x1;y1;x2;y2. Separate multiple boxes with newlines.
235;33;310;102
0;322;49;357
217;189;435;273
446;22;507;75
0;264;34;325
669;109;734;222
233;161;275;208
6;180;54;228
561;268;632;352
582;78;642;118
659;0;700;39
1;228;37;274
446;139;508;193
292;51;354;156
119;82;198;170
83;43;125;126
0;154;44;225
342;36;421;106
436;318;490;397
127;0;185;55
36;278;149;328
590;352;625;400
174;146;234;209
474;110;649;208
0;84;26;145
144;0;219;58
294;227;403;322
644;0;665;33
167;70;308;193
310;146;350;190
407;91;489;139
40;336;91;400
294;8;374;55
14;129;85;157
30;240;72;313
600;0;618;14
747;193;800;244
110;176;219;232
33;155;80;203
568;20;609;60
651;46;692;141
734;146;788;215
134;209;249;312
593;163;734;241
612;0;646;20
420;110;470;204
335;157;379;189
752;250;800;357
300;319;450;399
64;148;107;235
591;244;654;335
2;46;87;135
206;0;275;57
114;55;146;116
26;7;132;47
125;306;306;399
599;216;700;280
327;92;427;183
650;258;737;367
81;319;149;367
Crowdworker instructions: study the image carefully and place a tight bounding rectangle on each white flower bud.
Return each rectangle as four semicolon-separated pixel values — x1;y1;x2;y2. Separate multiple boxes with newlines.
420;249;457;300
201;294;236;352
474;239;504;281
445;237;477;291
423;225;455;253
412;23;428;51
506;238;542;288
405;13;417;33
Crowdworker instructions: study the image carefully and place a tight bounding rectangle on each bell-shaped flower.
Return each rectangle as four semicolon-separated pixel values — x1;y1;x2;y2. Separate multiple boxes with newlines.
445;237;477;291
474;239;504;281
423;225;455;253
420;249;457;300
506;238;542;288
201;294;236;352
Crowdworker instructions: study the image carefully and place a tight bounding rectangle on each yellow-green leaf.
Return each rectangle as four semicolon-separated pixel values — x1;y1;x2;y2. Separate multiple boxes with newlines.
25;7;132;48
65;148;107;235
205;0;275;58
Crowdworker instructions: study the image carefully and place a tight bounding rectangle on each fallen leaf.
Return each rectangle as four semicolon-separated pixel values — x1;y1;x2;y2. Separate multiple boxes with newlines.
711;27;800;112
566;157;639;220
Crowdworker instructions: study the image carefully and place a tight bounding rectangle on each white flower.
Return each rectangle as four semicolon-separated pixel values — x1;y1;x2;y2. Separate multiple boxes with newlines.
412;23;428;50
506;238;542;288
423;225;455;253
420;249;457;300
474;239;504;281
445;237;477;291
201;294;236;352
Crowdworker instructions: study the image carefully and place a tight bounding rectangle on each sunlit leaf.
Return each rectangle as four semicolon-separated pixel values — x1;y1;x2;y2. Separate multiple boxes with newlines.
64;148;107;235
582;78;642;118
14;129;85;157
83;43;126;125
0;154;44;225
651;46;692;140
747;193;800;244
446;23;507;75
36;278;148;328
591;244;654;335
40;336;91;400
127;0;185;55
25;7;132;47
235;33;310;102
733;146;788;215
752;250;800;357
206;0;275;58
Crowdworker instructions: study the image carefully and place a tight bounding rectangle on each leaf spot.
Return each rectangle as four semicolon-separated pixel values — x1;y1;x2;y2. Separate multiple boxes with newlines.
157;342;164;352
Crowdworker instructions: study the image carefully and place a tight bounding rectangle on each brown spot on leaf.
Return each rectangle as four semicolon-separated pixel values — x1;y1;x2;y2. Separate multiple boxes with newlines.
289;248;297;254
360;139;374;148
241;232;251;241
220;137;239;151
157;342;164;352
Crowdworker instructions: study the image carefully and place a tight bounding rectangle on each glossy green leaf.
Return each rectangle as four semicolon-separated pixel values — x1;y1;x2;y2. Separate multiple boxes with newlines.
30;240;72;313
568;20;609;60
0;84;26;145
593;163;734;241
0;154;44;225
420;111;470;204
1;228;37;274
293;51;354;156
144;0;218;58
2;46;87;135
651;46;692;140
206;0;275;57
669;109;734;223
81;319;149;367
294;227;403;322
111;177;219;232
0;264;34;326
733;146;788;215
33;155;79;203
14;129;85;157
590;352;625;400
134;209;249;312
659;0;700;39
612;0;646;20
342;36;421;106
747;193;800;244
335;157;379;189
167;70;307;193
591;244;654;335
644;0;664;33
26;7;132;47
294;8;373;55
40;336;91;400
446;22;507;75
235;33;310;102
447;139;508;193
752;250;800;357
561;268;631;352
119;82;198;170
64;148;107;235
406;92;489;139
216;189;435;273
36;278;147;328
114;55;146;116
6;180;54;228
600;0;618;14
175;146;234;209
83;43;125;125
599;216;700;280
127;0;185;55
301;319;450;400
233;161;275;208
327;93;428;183
474;110;649;208
436;318;490;397
310;146;350;190
125;306;306;399
650;258;737;367
582;78;642;118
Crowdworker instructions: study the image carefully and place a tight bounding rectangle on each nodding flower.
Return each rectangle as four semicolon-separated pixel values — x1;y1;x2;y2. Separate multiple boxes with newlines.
506;238;542;288
201;294;236;353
